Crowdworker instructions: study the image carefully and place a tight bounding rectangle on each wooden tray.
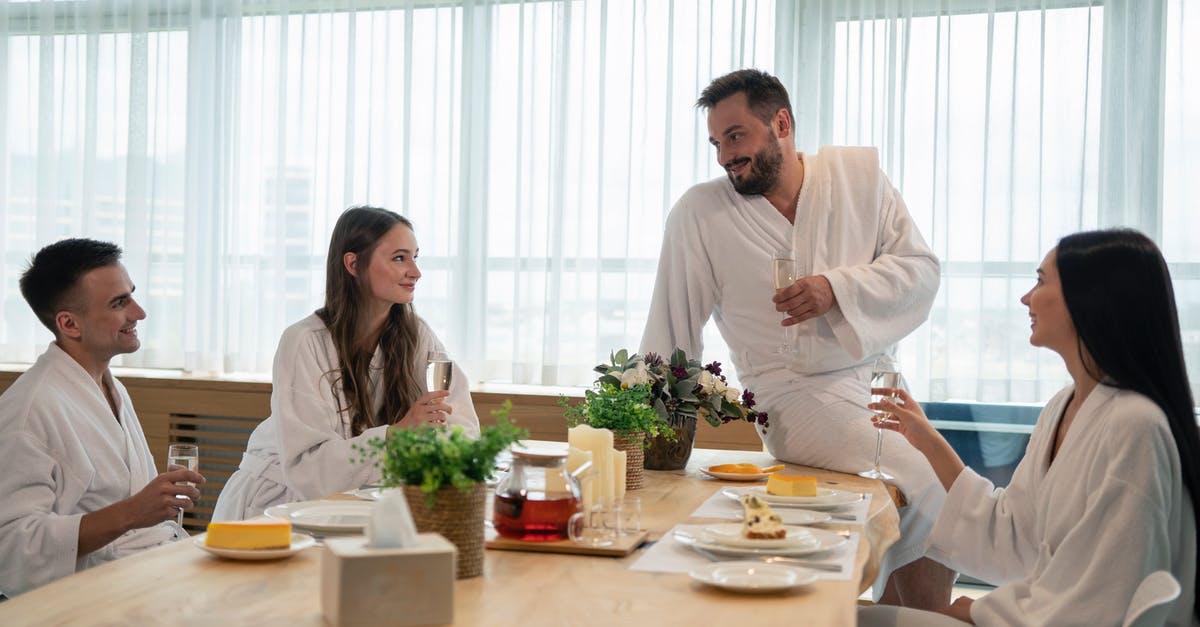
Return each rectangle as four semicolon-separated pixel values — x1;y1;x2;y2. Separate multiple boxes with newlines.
485;528;648;557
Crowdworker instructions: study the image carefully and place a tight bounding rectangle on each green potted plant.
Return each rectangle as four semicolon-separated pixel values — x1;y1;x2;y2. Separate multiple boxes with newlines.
559;381;667;490
357;402;527;578
591;348;769;470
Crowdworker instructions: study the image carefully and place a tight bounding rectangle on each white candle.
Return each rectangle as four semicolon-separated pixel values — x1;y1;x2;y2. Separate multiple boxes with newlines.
567;425;614;508
612;449;627;502
566;445;595;510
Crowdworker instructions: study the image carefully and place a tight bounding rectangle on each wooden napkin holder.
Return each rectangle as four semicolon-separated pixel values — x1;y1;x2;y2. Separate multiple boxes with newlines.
321;533;457;626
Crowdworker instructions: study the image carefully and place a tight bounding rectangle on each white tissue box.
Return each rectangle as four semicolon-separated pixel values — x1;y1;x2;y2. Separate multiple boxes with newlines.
321;533;457;626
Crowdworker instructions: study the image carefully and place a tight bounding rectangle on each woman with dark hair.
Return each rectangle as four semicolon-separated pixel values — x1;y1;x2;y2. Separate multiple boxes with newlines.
214;207;479;521
860;229;1198;626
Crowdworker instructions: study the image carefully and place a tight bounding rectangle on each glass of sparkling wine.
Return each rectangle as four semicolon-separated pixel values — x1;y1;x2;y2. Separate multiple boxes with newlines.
860;358;901;481
427;350;453;392
166;443;198;526
772;250;798;353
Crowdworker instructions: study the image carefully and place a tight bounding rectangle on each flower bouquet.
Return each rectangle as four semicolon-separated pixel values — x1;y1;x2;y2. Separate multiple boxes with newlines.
592;348;769;469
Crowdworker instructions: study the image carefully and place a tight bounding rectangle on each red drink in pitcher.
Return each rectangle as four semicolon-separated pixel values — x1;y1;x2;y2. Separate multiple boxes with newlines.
493;492;580;541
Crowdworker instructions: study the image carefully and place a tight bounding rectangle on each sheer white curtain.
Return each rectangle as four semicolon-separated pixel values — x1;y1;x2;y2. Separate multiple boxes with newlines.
1;0;1196;403
0;0;773;384
780;0;1200;403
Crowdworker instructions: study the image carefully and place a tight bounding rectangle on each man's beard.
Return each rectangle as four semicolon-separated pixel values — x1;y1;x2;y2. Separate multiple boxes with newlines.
727;132;784;196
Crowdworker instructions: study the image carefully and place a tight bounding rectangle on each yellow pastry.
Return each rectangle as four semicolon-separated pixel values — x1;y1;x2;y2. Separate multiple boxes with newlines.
709;463;762;474
709;463;786;474
766;474;818;497
205;520;292;550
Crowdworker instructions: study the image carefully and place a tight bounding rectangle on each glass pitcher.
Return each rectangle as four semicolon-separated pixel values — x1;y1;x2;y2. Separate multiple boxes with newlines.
493;443;590;541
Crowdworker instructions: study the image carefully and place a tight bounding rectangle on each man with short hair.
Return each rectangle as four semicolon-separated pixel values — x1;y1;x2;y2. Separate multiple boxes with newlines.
641;69;954;608
0;238;204;596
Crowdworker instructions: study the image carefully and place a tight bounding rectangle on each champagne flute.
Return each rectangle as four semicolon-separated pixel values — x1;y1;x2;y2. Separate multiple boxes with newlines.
426;351;453;426
860;358;901;480
772;250;798;354
426;350;453;392
166;443;198;527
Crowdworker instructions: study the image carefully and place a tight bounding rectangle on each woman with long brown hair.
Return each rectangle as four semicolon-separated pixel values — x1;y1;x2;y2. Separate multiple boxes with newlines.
214;207;479;521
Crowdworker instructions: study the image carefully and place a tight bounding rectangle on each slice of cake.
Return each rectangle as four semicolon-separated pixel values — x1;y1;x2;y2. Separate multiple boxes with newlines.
766;474;818;497
205;520;292;550
738;494;786;540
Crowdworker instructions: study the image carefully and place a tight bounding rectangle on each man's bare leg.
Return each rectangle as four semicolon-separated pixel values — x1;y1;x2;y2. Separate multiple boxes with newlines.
879;557;955;610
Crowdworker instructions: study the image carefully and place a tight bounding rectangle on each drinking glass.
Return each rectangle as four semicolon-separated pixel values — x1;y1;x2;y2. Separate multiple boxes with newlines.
167;443;198;526
426;350;453;392
617;496;642;536
860;358;902;481
772;250;798;354
567;503;617;547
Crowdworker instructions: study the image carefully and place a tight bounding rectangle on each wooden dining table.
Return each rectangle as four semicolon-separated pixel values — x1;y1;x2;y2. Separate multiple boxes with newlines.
0;447;899;626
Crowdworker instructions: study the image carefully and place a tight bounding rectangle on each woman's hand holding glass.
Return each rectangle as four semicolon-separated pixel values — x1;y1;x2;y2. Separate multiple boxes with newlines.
395;391;452;429
870;387;967;491
869;387;940;451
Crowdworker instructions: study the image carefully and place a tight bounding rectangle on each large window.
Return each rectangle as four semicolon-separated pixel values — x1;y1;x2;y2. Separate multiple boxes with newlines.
1;0;1196;405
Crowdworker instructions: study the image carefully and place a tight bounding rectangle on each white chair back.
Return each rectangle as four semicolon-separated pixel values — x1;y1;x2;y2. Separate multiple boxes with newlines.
1123;570;1182;627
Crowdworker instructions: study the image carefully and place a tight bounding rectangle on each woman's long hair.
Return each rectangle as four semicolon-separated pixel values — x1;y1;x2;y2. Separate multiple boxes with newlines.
1057;228;1199;617
316;206;423;436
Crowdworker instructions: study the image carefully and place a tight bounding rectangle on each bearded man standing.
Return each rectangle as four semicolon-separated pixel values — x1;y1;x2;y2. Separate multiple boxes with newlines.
640;69;952;608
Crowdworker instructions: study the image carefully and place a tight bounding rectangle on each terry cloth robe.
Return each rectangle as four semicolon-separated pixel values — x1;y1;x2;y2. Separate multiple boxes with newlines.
640;146;943;584
0;343;183;597
213;314;481;521
923;384;1198;627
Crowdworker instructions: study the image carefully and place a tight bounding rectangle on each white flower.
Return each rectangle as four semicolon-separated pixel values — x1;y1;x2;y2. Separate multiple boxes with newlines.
724;386;741;404
620;362;652;389
697;370;716;394
713;377;728;394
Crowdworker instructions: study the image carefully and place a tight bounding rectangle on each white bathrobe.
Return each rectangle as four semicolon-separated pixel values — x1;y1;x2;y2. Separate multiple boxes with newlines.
641;146;943;581
213;314;480;521
925;384;1198;626
0;343;182;596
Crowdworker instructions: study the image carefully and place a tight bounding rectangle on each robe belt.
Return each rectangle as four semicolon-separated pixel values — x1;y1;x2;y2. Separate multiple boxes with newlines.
745;364;871;406
237;451;286;487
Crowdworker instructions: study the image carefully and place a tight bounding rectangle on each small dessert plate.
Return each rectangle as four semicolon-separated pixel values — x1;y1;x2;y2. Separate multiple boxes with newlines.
722;486;864;510
677;526;848;557
700;523;818;549
194;533;316;561
689;561;817;593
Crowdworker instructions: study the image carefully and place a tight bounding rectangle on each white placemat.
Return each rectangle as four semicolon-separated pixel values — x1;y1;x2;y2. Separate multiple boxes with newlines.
630;524;857;581
690;488;872;525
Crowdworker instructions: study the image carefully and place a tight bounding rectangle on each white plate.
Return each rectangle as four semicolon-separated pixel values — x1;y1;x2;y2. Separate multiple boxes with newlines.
194;533;316;561
347;487;384;501
722;486;863;510
676;526;847;557
700;467;771;481
770;509;832;526
701;523;818;549
264;500;375;533
689;561;817;593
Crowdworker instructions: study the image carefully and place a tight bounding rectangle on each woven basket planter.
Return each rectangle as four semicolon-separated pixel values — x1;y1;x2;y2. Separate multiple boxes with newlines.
612;432;646;490
403;482;487;578
644;416;698;471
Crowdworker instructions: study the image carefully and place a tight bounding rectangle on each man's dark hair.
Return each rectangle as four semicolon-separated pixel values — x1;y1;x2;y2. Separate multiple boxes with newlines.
19;238;123;334
696;68;794;128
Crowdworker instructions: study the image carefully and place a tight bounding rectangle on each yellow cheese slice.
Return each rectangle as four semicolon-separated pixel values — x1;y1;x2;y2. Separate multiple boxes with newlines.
766;474;818;497
205;520;292;550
